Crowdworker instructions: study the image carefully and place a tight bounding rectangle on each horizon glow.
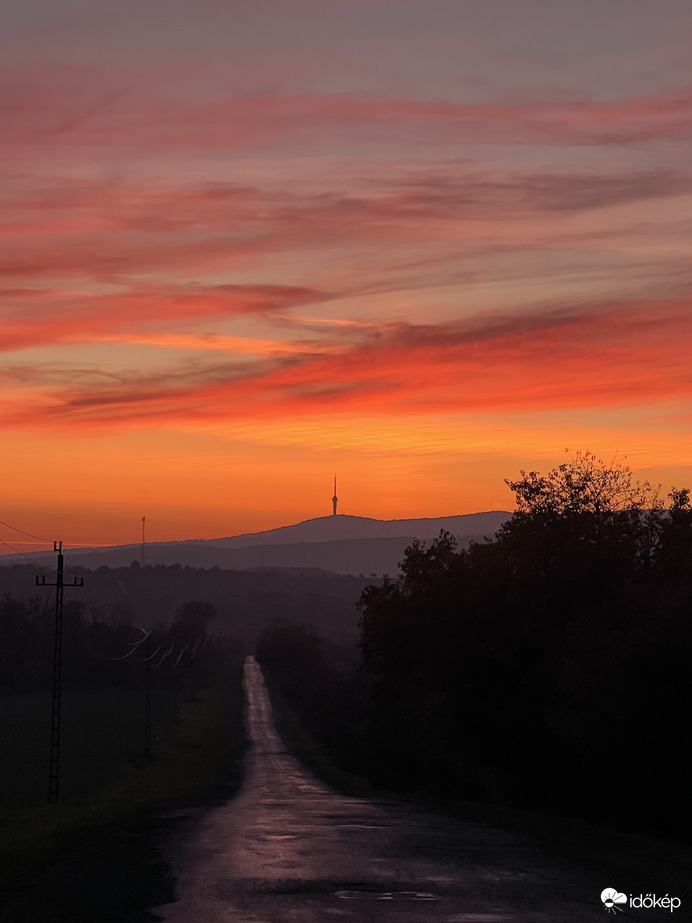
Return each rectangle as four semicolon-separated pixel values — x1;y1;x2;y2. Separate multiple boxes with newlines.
2;0;692;551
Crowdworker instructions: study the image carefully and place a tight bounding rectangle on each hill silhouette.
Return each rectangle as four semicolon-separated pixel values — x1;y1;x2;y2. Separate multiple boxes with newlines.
7;512;510;576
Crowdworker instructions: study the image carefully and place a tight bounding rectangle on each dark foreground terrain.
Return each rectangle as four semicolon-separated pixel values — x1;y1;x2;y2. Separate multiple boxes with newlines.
3;654;688;922
151;658;690;922
0;660;246;923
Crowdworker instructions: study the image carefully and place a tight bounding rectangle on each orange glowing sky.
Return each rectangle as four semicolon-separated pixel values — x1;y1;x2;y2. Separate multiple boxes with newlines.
2;0;692;551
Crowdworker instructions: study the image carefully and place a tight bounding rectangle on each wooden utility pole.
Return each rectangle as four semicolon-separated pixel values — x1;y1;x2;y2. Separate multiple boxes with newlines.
37;542;84;803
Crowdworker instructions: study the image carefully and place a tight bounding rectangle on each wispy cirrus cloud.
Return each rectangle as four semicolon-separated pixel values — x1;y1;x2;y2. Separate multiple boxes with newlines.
4;296;690;429
389;169;692;216
4;83;692;159
3;164;691;304
5;167;691;241
0;283;326;353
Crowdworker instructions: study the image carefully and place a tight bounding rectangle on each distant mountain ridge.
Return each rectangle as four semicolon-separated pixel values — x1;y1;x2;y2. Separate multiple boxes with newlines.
206;512;509;547
2;512;511;576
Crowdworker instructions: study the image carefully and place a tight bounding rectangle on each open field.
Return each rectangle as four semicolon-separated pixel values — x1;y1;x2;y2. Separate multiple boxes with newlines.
0;658;247;922
0;687;178;807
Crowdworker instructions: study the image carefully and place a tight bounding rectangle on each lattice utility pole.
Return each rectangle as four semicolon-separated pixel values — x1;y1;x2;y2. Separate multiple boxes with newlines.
144;631;152;760
37;542;84;803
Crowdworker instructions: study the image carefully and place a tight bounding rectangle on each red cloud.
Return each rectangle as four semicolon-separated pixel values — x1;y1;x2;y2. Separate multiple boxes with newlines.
0;284;326;353
7;298;690;429
3;164;687;309
4;86;692;157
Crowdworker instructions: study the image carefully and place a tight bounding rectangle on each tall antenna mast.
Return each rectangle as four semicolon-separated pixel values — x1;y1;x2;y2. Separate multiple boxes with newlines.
142;516;146;565
332;475;338;516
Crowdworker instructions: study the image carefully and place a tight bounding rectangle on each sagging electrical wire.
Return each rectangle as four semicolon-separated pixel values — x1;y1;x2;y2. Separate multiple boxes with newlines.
134;644;162;663
0;536;50;571
83;627;153;662
173;638;191;666
0;518;53;544
152;641;176;668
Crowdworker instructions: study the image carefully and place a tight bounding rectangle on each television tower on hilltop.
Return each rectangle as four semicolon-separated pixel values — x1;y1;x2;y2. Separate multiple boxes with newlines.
332;475;338;516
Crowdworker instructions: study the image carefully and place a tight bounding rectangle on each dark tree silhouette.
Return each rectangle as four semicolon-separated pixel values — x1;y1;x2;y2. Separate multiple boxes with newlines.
353;455;692;834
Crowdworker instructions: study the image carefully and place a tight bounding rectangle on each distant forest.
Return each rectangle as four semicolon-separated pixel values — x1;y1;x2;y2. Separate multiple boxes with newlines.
257;453;692;841
0;565;369;690
0;556;367;807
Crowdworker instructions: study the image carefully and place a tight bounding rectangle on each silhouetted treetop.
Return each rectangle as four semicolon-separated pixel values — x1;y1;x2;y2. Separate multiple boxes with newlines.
498;450;669;575
172;599;217;639
398;531;458;593
504;450;658;519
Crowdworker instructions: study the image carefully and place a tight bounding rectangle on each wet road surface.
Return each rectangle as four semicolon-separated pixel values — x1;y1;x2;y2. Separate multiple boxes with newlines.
152;657;605;922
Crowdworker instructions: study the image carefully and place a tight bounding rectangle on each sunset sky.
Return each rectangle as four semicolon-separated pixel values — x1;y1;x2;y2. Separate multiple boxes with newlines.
3;0;692;551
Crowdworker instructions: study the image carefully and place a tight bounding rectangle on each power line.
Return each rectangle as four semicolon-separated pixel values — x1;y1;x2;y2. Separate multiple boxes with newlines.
134;644;162;663
0;537;52;570
82;628;152;662
0;518;53;544
0;567;45;581
0;517;59;574
61;546;102;606
152;641;176;668
0;536;29;556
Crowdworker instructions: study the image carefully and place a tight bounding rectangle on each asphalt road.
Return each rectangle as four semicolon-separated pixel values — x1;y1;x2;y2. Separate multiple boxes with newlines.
150;658;629;922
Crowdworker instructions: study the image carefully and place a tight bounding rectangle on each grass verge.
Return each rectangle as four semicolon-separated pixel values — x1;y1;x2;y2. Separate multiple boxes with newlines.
0;658;247;923
264;678;380;801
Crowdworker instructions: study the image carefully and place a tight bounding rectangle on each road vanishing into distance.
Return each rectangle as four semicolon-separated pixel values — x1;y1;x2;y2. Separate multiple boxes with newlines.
151;658;613;922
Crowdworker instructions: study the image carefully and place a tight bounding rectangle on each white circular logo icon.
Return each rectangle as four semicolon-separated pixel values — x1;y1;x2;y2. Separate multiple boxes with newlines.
601;888;628;914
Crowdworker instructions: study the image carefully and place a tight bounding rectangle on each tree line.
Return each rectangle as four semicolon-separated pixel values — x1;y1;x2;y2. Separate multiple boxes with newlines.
0;594;237;693
258;453;692;839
